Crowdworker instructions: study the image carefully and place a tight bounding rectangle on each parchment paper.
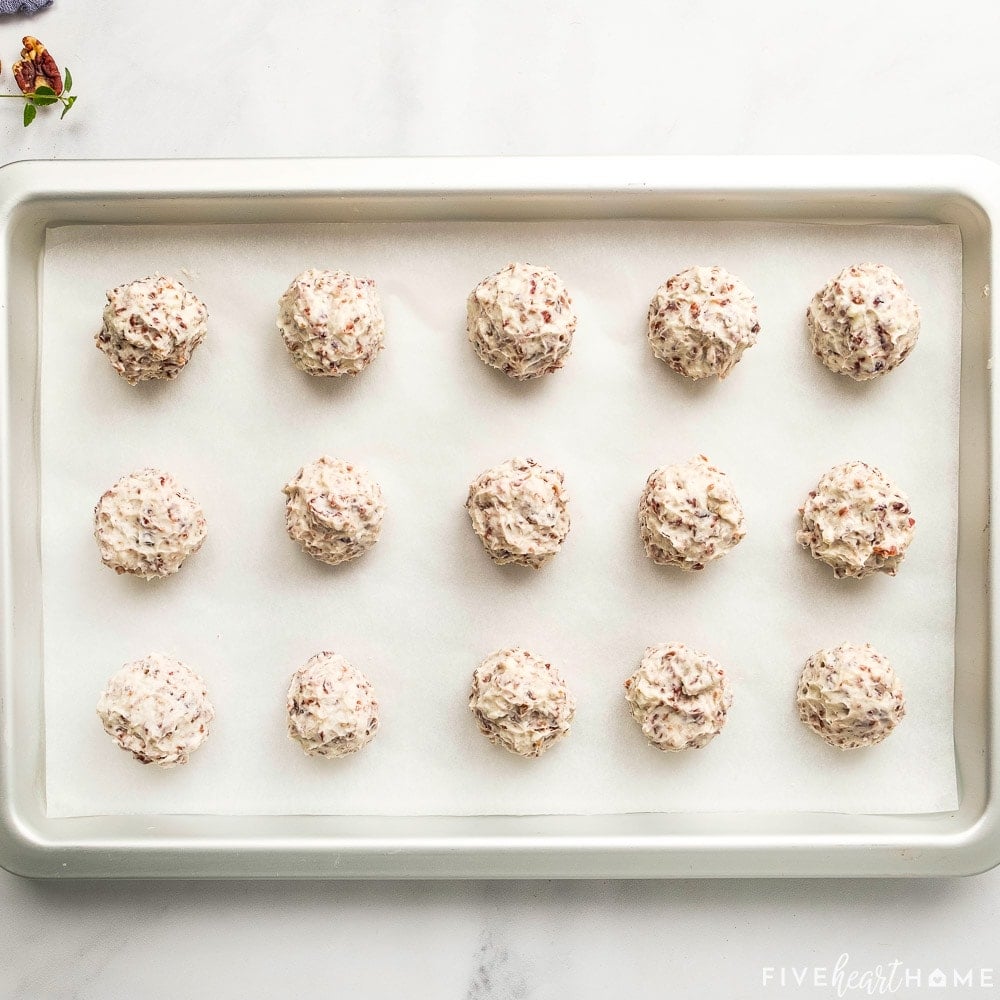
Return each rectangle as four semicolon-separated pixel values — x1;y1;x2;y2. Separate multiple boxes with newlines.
41;218;961;817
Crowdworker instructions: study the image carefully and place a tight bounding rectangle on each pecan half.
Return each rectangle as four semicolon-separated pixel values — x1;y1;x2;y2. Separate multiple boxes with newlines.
12;37;63;97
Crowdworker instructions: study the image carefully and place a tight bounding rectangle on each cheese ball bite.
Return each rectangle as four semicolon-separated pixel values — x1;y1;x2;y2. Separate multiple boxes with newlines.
97;652;214;767
95;274;208;385
94;468;207;579
467;262;577;379
797;642;906;749
806;262;920;380
647;265;760;380
286;651;380;758
282;456;385;566
277;268;385;377
797;460;915;579
469;647;576;758
466;457;570;569
638;455;746;570
624;642;733;751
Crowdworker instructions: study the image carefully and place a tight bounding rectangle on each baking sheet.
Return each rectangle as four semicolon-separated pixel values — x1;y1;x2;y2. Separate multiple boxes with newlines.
40;219;961;818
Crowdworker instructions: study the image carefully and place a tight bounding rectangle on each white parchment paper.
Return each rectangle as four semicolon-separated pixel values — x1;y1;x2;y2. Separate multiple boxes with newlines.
41;219;961;817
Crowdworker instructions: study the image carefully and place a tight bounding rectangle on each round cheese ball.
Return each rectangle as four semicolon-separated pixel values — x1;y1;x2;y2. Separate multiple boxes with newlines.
96;652;215;767
469;647;576;758
806;262;920;380
638;455;746;570
797;460;915;579
466;457;571;569
797;642;906;749
95;274;208;385
286;651;380;758
282;456;386;566
466;262;577;379
94;468;207;579
277;267;385;377
624;642;733;751
647;265;760;380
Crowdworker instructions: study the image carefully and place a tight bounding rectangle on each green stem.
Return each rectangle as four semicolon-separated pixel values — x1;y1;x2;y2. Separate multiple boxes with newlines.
0;93;72;102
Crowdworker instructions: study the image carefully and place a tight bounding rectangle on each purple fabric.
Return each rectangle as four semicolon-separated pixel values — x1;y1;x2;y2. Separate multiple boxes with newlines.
0;0;52;13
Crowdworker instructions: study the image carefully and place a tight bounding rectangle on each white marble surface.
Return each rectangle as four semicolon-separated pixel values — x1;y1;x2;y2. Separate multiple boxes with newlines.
2;2;1000;997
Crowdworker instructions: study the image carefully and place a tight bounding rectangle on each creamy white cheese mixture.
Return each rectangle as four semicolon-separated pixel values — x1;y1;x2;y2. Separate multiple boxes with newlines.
469;647;576;758
95;274;208;385
282;456;386;566
277;267;385;377
466;262;577;379
638;455;746;570
797;642;906;749
624;642;733;751
96;652;215;767
466;457;570;569
647;265;760;380
286;651;380;758
94;467;207;579
797;460;915;579
806;262;920;380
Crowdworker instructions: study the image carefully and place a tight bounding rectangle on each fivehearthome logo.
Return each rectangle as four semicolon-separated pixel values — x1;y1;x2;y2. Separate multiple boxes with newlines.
762;954;996;994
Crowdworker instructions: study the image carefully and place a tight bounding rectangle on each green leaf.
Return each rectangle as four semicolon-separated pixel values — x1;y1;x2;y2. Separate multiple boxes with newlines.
63;68;73;92
23;103;36;127
60;96;77;120
32;91;58;107
33;85;55;97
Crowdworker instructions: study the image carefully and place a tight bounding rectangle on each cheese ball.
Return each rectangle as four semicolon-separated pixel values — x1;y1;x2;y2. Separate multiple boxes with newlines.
638;455;746;570
283;456;385;566
277;267;385;377
647;265;761;380
806;262;920;380
95;274;208;385
466;457;570;569
466;262;577;379
96;652;215;767
797;642;906;749
797;460;915;579
469;647;576;758
94;468;207;579
286;651;380;759
624;642;733;751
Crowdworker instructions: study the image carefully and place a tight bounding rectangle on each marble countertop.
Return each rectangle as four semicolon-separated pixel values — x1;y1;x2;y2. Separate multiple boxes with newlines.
2;2;999;997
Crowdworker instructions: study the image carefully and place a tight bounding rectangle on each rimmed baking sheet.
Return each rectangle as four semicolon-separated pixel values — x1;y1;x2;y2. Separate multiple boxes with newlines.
40;216;961;819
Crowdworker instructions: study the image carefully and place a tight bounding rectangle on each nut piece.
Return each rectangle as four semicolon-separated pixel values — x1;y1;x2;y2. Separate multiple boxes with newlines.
638;455;746;570
95;274;209;385
806;262;920;380
282;456;386;566
94;468;207;579
466;457;571;569
467;262;577;379
96;652;214;767
647;265;761;380
624;642;733;751
276;268;385;377
797;642;905;749
469;647;576;758
797;460;915;579
12;36;63;96
286;652;380;758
